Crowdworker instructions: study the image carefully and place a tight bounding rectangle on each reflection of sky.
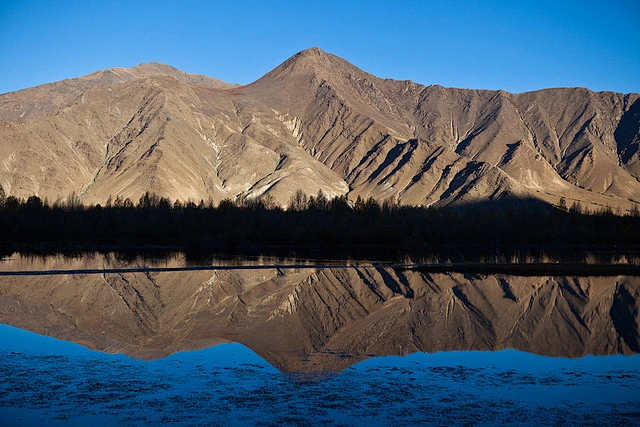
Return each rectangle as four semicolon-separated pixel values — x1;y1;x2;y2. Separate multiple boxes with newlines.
0;323;97;357
2;324;640;425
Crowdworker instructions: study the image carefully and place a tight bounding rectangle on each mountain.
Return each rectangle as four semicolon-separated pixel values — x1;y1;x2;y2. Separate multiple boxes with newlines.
0;62;236;123
1;48;639;211
0;257;638;374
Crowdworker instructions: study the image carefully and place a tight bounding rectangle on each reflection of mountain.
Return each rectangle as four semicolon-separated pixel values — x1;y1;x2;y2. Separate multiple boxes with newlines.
0;257;638;374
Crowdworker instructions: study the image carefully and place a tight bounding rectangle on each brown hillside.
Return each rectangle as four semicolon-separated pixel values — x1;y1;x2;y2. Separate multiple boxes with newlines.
0;48;638;211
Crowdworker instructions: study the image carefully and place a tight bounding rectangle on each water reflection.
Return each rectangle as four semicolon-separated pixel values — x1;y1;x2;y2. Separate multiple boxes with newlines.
0;255;638;375
2;254;640;425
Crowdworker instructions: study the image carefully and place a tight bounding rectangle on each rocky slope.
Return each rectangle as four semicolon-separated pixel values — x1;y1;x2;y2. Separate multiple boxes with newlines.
0;256;638;374
1;48;639;210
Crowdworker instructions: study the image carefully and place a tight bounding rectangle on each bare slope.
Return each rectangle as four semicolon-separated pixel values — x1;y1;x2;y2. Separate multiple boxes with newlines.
0;48;639;210
0;62;236;123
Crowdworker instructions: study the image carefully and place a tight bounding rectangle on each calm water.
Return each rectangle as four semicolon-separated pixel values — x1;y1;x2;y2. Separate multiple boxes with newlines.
1;254;639;426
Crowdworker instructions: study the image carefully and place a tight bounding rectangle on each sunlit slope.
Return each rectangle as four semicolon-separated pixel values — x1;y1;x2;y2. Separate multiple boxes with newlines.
1;48;638;211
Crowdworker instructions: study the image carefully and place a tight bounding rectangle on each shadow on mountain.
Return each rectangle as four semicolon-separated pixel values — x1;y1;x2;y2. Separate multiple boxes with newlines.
443;194;557;214
615;98;640;164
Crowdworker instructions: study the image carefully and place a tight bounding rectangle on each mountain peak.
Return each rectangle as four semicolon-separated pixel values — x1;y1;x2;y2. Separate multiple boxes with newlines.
296;47;328;57
253;47;364;86
281;47;335;70
131;62;178;73
119;62;236;89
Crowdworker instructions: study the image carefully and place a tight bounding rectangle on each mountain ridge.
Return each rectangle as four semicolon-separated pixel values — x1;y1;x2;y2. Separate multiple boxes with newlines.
1;48;639;211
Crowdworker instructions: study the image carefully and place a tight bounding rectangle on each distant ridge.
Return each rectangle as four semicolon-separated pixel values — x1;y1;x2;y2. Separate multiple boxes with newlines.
0;48;639;212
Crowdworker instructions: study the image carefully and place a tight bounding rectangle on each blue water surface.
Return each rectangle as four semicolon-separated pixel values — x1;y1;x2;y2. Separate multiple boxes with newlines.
1;324;639;426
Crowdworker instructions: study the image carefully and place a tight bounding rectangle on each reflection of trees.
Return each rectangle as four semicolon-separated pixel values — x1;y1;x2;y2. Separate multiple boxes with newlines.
0;187;639;258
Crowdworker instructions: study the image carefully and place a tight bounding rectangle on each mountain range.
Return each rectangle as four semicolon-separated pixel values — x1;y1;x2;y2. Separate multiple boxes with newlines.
1;48;639;211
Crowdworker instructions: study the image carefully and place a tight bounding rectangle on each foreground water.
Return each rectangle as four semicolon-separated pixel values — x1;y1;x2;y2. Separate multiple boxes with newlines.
1;253;639;425
1;325;639;426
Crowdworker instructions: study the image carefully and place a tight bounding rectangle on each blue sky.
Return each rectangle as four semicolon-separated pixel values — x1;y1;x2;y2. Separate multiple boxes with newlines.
1;0;639;95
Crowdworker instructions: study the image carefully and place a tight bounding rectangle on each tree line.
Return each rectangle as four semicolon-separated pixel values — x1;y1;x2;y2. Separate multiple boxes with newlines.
1;186;639;260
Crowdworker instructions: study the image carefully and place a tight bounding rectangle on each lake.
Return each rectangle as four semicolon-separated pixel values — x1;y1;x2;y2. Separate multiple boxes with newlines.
1;253;639;425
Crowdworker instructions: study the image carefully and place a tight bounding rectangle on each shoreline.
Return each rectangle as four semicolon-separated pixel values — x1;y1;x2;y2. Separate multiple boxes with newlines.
1;262;639;277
